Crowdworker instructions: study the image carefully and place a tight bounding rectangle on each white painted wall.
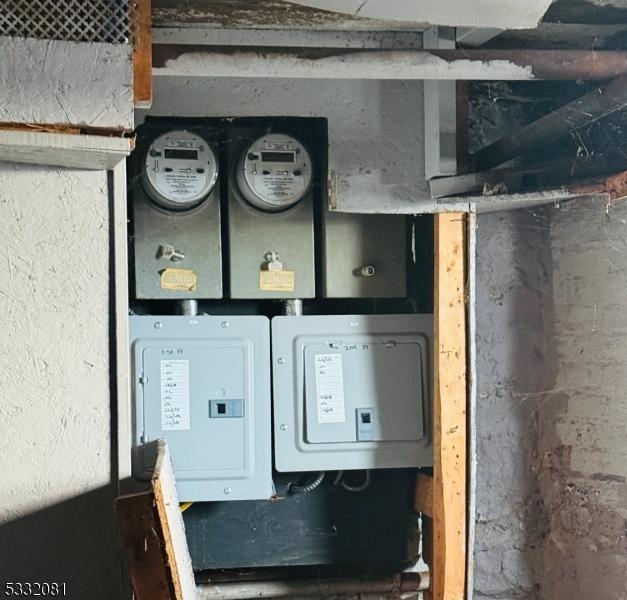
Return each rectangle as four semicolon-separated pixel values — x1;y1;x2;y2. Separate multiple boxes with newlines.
0;162;121;598
0;36;133;130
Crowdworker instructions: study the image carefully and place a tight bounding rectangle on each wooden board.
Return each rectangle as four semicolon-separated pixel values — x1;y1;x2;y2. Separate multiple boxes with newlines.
424;212;468;600
115;440;195;600
133;0;153;107
414;472;434;518
0;127;132;170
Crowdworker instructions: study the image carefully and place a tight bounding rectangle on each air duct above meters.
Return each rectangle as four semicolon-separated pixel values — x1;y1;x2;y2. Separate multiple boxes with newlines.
132;126;223;300
228;128;316;299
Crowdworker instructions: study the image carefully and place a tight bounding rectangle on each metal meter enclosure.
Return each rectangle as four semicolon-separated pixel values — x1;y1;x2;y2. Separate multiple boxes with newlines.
141;130;218;211
227;124;319;299
235;133;313;212
132;124;223;300
130;315;272;501
272;314;433;472
322;209;407;298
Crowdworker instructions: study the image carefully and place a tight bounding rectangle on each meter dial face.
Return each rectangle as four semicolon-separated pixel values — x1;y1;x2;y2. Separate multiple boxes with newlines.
236;133;313;212
142;130;218;211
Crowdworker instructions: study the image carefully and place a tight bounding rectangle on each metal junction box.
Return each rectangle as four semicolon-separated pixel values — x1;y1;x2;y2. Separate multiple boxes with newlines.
322;210;407;298
272;314;433;472
130;315;272;501
226;126;316;299
132;126;223;300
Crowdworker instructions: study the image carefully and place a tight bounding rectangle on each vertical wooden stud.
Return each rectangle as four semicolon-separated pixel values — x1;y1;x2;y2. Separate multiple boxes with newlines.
426;212;468;600
133;0;153;107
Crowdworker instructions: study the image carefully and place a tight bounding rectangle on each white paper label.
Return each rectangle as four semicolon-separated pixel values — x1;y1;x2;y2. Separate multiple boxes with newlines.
315;353;346;424
160;359;190;431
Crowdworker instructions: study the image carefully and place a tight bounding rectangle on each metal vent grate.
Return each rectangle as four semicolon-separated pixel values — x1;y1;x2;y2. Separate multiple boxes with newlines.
0;0;132;44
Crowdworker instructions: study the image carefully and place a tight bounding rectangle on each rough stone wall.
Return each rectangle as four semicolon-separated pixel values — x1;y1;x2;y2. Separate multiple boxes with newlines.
0;162;120;598
475;198;627;599
538;197;627;599
474;209;552;600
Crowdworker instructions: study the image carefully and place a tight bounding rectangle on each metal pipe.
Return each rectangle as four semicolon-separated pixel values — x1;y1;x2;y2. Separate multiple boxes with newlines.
154;46;627;81
197;573;429;599
284;299;303;316
178;299;198;316
472;74;627;171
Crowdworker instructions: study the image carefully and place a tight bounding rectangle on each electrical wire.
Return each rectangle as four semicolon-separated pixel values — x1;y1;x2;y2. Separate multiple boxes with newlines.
289;472;326;494
339;470;371;493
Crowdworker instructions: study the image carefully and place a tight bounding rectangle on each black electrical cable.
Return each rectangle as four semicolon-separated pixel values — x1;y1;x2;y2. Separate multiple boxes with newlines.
289;471;326;494
339;470;371;493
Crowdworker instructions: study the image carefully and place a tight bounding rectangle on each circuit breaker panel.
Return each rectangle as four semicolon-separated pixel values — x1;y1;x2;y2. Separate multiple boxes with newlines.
127;116;433;542
272;314;432;472
130;315;272;501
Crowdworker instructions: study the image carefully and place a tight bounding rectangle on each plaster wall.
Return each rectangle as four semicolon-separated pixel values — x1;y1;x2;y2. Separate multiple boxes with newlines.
475;198;627;599
474;209;552;599
0;162;120;598
538;197;627;599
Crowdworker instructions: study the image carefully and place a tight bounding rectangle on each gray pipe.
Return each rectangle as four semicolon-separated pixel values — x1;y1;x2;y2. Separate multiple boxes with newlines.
178;299;198;316
284;299;303;316
197;573;429;599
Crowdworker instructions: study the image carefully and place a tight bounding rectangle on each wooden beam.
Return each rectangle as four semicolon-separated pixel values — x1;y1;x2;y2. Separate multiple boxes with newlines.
415;472;434;518
472;74;627;172
134;0;153;108
426;213;468;600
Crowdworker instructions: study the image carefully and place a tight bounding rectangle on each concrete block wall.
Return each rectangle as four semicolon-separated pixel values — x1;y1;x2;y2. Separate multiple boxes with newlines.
0;162;120;598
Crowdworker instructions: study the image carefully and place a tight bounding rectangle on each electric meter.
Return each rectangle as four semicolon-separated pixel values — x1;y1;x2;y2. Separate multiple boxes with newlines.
142;130;218;211
236;133;313;212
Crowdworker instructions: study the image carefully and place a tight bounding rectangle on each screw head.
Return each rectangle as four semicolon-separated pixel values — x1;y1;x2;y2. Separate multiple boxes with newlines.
221;321;229;328
278;357;286;365
280;424;288;431
154;322;162;329
223;487;232;495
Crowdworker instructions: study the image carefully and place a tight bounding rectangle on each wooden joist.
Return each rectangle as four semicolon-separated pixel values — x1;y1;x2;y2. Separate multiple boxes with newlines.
133;0;153;107
424;213;468;600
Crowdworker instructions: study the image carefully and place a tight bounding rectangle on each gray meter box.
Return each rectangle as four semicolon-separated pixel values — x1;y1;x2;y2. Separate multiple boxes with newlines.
272;314;433;472
130;315;272;501
227;126;315;299
321;210;407;298
133;194;223;300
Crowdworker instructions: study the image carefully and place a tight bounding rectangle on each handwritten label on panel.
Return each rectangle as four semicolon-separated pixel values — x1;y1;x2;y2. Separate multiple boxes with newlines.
314;353;345;424
160;359;190;431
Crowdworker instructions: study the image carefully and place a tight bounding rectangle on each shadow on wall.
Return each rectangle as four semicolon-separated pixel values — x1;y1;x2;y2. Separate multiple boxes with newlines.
0;485;121;598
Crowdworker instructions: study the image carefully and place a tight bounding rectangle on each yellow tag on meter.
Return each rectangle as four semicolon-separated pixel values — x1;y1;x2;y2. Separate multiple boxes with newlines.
259;270;295;292
160;268;197;291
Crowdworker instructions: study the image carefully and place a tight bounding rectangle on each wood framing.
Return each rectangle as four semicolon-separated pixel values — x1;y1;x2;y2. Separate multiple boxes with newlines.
133;0;153;107
424;212;468;600
0;127;132;170
115;441;196;600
